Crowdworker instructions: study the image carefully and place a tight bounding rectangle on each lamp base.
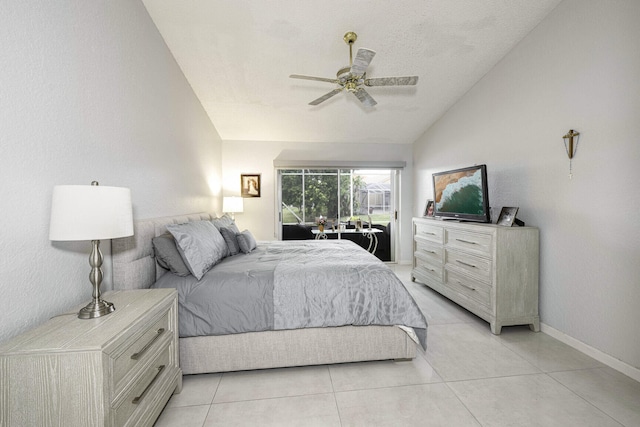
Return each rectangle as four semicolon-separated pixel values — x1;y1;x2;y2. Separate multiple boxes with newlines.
78;299;115;319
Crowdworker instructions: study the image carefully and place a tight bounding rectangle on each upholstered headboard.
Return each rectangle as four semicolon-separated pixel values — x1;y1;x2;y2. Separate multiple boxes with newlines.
111;212;216;290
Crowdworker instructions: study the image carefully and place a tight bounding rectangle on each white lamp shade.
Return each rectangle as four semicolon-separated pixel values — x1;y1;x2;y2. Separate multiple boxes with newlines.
49;185;134;241
222;196;244;214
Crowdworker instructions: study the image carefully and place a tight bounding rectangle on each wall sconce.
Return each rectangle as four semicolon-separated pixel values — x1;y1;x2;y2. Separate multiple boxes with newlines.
562;129;580;179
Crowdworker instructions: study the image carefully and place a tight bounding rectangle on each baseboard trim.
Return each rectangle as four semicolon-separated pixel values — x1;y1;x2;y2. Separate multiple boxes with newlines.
541;322;640;383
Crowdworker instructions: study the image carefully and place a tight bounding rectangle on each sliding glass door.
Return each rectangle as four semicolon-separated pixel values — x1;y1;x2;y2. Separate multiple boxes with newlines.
278;168;398;262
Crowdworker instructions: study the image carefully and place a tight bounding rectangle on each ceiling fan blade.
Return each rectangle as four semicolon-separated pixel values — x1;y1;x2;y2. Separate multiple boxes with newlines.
364;76;419;86
352;88;377;107
290;74;339;84
350;48;376;76
309;88;343;105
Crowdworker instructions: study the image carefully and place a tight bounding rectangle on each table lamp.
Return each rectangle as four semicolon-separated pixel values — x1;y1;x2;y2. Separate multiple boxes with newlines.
49;181;133;319
222;196;244;220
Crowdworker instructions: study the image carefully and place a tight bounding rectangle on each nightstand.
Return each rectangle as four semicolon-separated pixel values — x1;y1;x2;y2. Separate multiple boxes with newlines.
0;289;181;427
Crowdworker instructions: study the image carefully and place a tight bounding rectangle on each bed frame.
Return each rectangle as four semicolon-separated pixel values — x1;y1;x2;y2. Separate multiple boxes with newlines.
111;213;417;375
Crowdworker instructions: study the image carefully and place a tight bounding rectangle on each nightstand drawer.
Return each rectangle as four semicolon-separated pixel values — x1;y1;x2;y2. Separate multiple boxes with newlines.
113;310;171;393
114;342;172;427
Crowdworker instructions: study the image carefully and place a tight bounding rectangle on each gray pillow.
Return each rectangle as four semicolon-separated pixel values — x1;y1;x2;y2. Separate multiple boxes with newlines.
219;224;241;256
236;230;257;254
211;214;234;231
166;220;228;280
152;233;191;276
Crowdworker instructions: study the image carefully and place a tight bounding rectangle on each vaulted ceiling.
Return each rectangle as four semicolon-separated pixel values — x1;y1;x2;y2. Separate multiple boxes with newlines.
142;0;562;144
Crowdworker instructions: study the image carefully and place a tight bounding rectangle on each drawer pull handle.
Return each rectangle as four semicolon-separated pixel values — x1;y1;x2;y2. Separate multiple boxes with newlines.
131;328;165;360
456;260;477;269
456;280;476;291
132;365;165;404
423;231;436;235
456;238;478;245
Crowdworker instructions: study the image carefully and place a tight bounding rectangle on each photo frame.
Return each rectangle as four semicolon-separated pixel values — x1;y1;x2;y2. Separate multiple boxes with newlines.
423;199;435;217
496;207;519;227
241;174;261;198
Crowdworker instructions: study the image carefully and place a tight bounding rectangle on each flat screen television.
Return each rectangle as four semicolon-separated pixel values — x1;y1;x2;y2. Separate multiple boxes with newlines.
432;164;491;223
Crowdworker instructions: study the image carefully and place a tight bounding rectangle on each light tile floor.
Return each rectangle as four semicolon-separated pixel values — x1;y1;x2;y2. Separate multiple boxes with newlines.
155;265;640;427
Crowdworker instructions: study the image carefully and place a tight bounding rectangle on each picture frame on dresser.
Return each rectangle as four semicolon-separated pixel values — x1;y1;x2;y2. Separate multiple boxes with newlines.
497;206;519;226
423;199;434;217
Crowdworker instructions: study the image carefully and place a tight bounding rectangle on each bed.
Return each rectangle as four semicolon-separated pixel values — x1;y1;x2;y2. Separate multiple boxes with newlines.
111;212;427;375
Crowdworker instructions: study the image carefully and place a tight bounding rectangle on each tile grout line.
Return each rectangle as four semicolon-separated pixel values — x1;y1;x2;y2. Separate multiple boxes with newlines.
327;366;345;427
546;371;628;427
442;380;486;427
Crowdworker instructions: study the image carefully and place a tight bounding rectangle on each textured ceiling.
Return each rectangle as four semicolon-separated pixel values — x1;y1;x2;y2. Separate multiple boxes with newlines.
142;0;561;144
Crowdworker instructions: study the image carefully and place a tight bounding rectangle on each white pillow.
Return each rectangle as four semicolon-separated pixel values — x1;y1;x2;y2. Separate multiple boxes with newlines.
166;220;227;280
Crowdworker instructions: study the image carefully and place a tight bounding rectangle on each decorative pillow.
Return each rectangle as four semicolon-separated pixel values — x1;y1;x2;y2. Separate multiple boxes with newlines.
236;230;257;254
219;224;241;256
166;220;228;280
210;214;235;231
152;233;191;276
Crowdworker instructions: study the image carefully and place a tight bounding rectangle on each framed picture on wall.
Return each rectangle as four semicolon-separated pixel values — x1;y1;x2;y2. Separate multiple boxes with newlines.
423;200;434;217
241;174;261;198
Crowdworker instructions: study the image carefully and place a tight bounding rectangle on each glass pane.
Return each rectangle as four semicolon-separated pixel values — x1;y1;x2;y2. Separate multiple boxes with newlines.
303;169;339;225
281;173;303;224
353;170;393;226
339;170;350;222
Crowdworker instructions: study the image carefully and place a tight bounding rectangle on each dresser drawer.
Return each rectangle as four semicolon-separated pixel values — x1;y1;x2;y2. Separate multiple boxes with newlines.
445;229;493;256
445;249;492;282
113;310;171;393
445;268;491;310
415;222;444;244
414;260;443;282
114;342;172;427
415;240;443;264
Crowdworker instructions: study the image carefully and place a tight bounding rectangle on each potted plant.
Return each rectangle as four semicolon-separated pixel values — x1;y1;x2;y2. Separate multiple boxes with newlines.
317;216;327;232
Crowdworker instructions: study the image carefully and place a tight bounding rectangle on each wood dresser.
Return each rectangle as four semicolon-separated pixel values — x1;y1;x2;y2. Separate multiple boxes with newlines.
412;217;540;334
0;289;181;427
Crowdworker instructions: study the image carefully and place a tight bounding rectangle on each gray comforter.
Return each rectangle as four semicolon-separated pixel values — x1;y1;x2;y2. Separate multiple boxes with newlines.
152;240;427;348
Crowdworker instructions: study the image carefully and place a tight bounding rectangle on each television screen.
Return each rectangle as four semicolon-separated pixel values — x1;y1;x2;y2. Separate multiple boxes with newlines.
432;164;490;223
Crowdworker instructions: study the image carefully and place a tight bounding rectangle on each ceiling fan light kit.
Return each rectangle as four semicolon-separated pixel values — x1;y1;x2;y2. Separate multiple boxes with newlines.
290;32;418;107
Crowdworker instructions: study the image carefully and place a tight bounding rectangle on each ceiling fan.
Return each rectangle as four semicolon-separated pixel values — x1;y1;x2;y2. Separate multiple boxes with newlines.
290;32;418;107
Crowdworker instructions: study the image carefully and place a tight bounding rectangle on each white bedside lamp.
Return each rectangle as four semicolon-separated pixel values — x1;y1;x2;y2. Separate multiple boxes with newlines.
49;181;133;319
222;196;243;220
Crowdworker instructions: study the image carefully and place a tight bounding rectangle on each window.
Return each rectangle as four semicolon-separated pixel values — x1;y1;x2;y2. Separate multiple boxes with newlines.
278;168;398;261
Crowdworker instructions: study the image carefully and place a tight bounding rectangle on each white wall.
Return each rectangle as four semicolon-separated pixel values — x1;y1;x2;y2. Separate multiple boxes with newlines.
0;0;222;343
222;141;414;263
413;0;640;372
